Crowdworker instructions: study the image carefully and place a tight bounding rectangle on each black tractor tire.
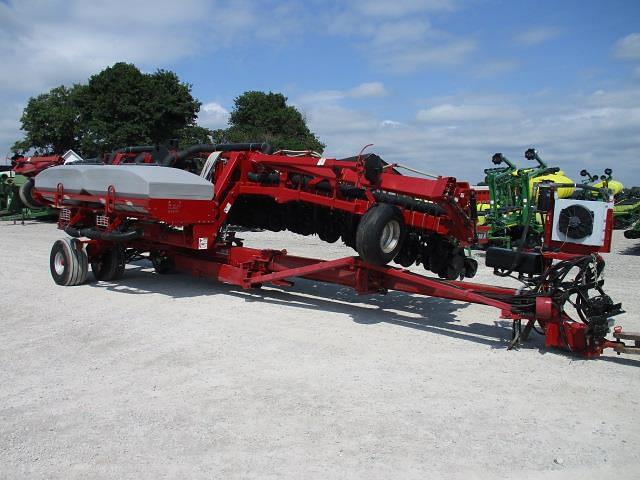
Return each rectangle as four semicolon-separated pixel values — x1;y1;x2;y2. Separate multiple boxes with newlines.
91;246;126;281
624;229;640;239
19;178;42;210
151;252;174;274
463;257;479;279
356;204;406;265
394;233;420;268
318;225;341;243
394;250;416;268
442;248;466;280
341;221;357;249
50;238;89;286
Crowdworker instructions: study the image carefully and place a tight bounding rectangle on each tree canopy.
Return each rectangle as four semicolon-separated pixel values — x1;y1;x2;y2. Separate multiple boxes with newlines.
13;63;202;156
12;85;82;154
219;91;324;153
13;67;324;157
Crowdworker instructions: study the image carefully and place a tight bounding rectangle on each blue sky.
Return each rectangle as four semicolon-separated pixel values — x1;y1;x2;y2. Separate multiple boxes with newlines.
1;0;639;184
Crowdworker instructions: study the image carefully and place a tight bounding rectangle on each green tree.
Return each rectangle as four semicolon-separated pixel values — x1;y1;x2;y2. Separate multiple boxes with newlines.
222;91;324;152
76;63;201;155
13;63;202;156
176;124;213;147
12;85;82;154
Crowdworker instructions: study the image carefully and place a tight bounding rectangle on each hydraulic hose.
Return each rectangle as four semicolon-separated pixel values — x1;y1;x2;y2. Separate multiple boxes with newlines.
65;226;141;242
113;146;155;154
161;142;273;166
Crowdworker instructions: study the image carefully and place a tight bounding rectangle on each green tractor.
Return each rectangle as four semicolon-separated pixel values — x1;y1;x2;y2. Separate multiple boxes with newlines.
480;148;574;248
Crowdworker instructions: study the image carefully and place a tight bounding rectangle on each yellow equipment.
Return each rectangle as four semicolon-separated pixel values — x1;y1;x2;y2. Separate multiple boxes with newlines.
531;170;575;198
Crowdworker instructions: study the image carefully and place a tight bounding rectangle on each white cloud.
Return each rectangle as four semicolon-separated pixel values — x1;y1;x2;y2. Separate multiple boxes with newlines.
0;0;261;157
349;82;388;98
298;82;388;104
197;102;230;129
613;33;640;60
305;88;640;183
322;2;474;73
0;0;230;92
302;105;379;135
351;0;455;17
0;0;283;94
0;0;473;157
296;84;396;143
372;39;476;72
416;103;521;123
0;0;205;155
515;26;561;46
381;120;403;128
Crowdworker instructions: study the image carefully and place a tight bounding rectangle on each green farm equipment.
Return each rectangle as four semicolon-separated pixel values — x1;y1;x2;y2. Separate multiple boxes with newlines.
579;168;640;231
618;191;640;240
0;171;24;216
0;171;56;222
479;149;574;248
624;218;640;239
614;195;640;230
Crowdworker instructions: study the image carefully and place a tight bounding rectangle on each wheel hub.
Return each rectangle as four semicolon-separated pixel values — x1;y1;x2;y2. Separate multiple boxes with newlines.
54;251;65;275
380;219;401;254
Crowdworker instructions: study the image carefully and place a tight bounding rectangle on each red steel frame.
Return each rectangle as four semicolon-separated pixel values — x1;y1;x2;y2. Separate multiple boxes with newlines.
12;155;64;177
12;148;170;179
121;238;626;358
33;149;635;358
38;149;477;250
211;150;477;244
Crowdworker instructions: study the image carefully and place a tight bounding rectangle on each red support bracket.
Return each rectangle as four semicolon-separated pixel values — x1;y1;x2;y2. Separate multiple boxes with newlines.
106;185;116;215
55;182;64;208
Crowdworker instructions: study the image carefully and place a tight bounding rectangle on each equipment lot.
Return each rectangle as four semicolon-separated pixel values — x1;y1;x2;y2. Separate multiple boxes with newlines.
1;222;639;479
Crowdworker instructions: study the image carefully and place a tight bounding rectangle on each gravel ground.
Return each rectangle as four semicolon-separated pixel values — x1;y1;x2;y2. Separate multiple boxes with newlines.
1;222;639;479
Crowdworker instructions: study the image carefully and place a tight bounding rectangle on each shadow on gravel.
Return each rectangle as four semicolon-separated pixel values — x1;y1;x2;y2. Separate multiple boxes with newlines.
619;243;640;256
0;218;56;227
238;278;517;350
593;355;640;367
90;260;640;365
89;263;516;350
530;342;640;366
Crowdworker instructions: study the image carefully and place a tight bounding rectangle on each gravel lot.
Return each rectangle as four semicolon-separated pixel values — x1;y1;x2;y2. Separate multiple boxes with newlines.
1;221;639;479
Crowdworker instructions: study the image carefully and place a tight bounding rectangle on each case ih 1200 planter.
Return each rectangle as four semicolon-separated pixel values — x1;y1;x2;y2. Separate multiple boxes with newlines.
33;143;637;357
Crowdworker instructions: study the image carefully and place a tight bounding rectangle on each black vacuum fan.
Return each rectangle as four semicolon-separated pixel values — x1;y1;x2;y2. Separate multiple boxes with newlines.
558;204;594;239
